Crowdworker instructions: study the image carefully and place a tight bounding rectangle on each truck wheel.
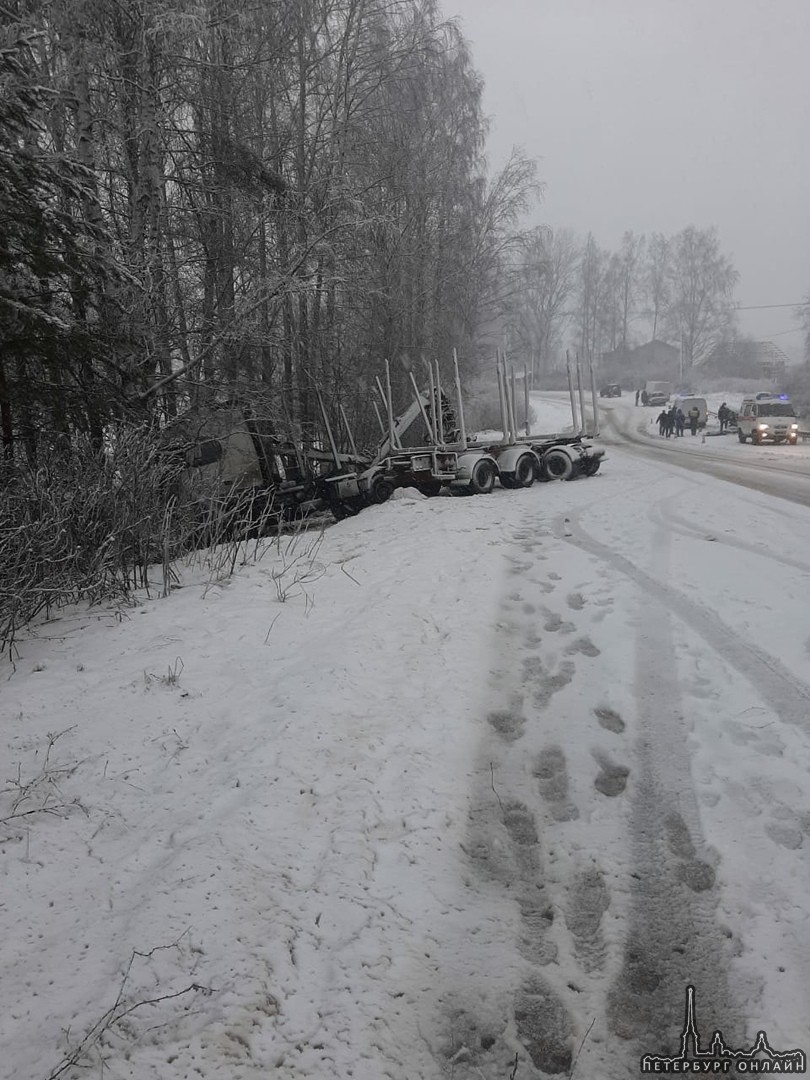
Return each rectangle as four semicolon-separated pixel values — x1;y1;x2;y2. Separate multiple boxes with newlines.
514;454;536;488
542;449;574;481
499;473;517;489
583;458;601;476
469;458;496;494
370;476;394;504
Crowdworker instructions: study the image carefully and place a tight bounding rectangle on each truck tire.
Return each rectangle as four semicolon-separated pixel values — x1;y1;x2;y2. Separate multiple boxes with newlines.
542;449;574;481
469;458;496;494
514;453;536;488
370;476;394;504
583;458;601;476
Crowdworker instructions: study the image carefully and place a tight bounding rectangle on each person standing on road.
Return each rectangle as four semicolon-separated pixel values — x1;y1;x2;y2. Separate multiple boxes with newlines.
718;403;729;433
688;405;700;435
675;408;685;437
641;389;649;406
657;409;668;436
635;388;640;406
665;405;677;438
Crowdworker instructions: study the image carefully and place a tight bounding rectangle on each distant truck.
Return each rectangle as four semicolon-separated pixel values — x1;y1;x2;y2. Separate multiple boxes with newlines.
599;383;622;398
736;393;799;445
645;381;672;407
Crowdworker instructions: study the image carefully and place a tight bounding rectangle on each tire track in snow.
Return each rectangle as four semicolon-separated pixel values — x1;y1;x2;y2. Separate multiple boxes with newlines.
648;498;810;577
595;518;741;1050
556;509;810;1053
557;512;810;734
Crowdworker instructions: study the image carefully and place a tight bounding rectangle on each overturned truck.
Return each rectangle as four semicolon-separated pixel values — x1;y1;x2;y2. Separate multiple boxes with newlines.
175;353;605;532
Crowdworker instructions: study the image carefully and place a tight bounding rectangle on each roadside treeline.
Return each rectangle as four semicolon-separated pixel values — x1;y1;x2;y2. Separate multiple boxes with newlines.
0;0;537;651
0;0;537;454
502;226;741;380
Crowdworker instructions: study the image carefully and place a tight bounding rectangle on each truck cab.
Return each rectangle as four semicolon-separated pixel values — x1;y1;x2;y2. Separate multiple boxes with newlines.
737;393;799;444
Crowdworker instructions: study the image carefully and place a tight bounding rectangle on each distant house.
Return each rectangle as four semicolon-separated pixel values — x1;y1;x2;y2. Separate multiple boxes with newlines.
631;340;680;372
698;340;791;381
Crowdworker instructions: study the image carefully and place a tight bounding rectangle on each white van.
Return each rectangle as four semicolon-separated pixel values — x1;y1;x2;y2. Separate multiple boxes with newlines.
673;396;707;429
736;393;799;445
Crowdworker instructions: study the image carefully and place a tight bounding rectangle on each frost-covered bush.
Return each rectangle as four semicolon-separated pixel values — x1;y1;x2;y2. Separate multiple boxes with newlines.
0;427;202;658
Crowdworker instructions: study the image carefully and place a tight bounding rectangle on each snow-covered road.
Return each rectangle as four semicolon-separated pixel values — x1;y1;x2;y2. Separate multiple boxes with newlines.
4;395;810;1079
599;394;810;506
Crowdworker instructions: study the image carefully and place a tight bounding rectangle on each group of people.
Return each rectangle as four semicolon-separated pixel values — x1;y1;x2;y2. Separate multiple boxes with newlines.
634;389;649;406
657;404;701;437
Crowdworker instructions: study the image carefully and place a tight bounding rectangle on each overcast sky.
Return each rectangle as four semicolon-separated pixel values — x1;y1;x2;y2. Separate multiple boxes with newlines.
446;0;810;360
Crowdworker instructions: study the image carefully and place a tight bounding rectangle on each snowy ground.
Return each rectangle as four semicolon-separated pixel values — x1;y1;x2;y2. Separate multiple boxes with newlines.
4;393;810;1079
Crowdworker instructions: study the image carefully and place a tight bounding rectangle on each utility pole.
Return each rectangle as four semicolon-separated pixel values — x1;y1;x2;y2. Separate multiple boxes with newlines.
679;334;684;383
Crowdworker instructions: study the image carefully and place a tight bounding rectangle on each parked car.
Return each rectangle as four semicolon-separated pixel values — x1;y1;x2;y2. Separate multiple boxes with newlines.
644;380;672;407
599;383;622;398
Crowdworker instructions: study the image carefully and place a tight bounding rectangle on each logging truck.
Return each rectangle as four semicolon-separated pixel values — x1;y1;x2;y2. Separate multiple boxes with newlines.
175;351;605;529
369;350;605;500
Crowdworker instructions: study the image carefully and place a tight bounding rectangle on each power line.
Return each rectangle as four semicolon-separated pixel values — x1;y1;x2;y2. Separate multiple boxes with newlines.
734;302;808;310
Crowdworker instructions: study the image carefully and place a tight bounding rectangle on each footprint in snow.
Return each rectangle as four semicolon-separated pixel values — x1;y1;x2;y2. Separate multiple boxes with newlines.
531;662;576;711
487;708;526;742
565;636;601;657
517;895;558;966
594;706;625;733
593;751;630;797
664;813;717;892
543;611;575;634
533;746;579;821
565;865;610;973
502;800;540;847
763;805;808;850
514;976;573;1075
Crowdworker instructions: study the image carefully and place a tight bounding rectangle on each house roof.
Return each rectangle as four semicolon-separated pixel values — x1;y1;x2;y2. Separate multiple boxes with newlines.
696;340;791;368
